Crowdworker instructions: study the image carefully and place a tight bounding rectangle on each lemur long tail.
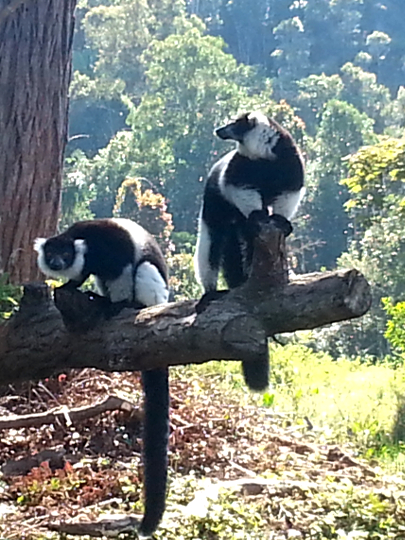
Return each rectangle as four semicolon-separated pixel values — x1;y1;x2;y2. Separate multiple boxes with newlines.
138;368;170;537
242;357;269;392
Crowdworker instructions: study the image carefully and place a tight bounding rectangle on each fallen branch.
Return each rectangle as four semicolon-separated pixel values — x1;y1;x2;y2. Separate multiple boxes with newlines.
48;515;141;537
2;448;77;477
0;395;137;430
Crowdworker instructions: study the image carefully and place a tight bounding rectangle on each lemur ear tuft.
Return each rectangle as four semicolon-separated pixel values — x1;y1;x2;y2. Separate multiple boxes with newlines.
74;239;88;254
33;238;47;253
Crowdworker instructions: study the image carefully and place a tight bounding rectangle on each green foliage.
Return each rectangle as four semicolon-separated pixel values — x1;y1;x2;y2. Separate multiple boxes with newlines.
296;73;344;134
75;129;134;217
340;62;392;132
272;16;311;97
61;150;96;228
125;16;259;230
383;298;405;357
299;100;376;270
267;344;405;455
81;0;186;93
343;136;405;226
339;137;405;355
168;252;201;301
0;274;21;320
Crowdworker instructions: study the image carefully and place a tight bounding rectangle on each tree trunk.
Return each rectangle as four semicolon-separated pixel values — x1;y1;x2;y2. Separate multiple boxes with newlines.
0;0;76;283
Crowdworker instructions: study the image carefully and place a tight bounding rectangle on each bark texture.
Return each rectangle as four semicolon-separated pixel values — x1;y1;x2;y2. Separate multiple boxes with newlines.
0;0;76;283
0;224;372;385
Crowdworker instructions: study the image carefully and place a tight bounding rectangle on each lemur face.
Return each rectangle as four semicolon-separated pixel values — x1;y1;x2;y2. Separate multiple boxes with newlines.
215;111;280;160
40;238;77;271
34;236;87;279
215;113;252;142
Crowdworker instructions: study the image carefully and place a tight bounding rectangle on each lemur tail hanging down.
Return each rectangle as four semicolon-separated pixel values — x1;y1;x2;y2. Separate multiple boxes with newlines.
35;218;170;537
194;111;305;391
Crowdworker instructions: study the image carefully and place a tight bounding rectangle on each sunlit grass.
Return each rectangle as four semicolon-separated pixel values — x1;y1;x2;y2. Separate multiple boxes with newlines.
174;343;405;469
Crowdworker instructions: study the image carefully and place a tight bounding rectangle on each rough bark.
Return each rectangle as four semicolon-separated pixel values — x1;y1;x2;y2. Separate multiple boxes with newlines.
0;224;372;385
0;0;76;283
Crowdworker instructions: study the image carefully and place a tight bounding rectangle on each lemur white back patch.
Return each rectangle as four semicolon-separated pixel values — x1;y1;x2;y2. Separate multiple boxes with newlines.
223;186;262;219
135;261;169;307
110;218;150;265
217;151;263;218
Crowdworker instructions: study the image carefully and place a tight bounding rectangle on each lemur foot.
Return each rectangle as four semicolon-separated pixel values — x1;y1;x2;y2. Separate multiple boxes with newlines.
247;210;292;237
196;289;229;314
247;209;270;234
269;213;293;237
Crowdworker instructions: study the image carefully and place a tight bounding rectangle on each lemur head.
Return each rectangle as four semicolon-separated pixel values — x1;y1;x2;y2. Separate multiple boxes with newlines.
34;236;87;280
215;111;280;160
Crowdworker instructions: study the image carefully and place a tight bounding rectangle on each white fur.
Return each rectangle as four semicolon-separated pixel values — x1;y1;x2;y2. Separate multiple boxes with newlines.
108;219;169;305
271;187;306;220
217;151;263;218
222;185;262;218
194;217;218;291
98;263;134;303
33;237;47;253
34;237;87;281
134;261;169;307
110;218;150;265
238;112;280;160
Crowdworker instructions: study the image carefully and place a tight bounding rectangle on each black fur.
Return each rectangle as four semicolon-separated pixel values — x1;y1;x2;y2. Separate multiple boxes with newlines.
36;218;170;536
42;219;167;290
196;113;305;391
140;369;169;537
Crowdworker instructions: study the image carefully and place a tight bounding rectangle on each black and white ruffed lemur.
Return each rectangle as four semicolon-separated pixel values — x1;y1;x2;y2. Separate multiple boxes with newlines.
194;111;305;391
35;218;170;537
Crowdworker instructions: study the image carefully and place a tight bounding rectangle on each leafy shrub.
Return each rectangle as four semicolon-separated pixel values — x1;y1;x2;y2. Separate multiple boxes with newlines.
0;273;21;320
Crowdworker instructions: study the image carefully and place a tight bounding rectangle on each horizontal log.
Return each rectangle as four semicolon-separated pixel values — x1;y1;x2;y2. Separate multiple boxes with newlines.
0;224;371;385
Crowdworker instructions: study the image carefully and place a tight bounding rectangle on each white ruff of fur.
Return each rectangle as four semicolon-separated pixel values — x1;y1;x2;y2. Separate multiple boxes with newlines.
238;111;280;160
194;216;218;292
135;261;169;307
34;238;87;281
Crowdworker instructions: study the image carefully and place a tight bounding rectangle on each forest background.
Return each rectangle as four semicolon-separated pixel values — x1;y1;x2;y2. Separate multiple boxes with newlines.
2;1;405;538
58;0;405;361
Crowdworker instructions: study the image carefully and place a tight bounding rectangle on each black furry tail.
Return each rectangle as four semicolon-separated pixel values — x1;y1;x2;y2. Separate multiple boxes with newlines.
138;368;169;537
242;357;269;392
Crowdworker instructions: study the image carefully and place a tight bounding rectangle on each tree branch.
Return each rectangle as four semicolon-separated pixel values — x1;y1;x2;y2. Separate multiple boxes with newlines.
0;222;372;385
0;395;136;430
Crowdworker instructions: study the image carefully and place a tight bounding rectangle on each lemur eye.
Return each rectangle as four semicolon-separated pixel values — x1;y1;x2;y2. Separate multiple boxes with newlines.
63;252;70;259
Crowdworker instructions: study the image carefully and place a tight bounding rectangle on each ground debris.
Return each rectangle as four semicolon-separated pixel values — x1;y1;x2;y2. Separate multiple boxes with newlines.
0;368;404;539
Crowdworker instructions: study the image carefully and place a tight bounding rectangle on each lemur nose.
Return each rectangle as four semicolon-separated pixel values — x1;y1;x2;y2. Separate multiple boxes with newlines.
49;256;64;270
